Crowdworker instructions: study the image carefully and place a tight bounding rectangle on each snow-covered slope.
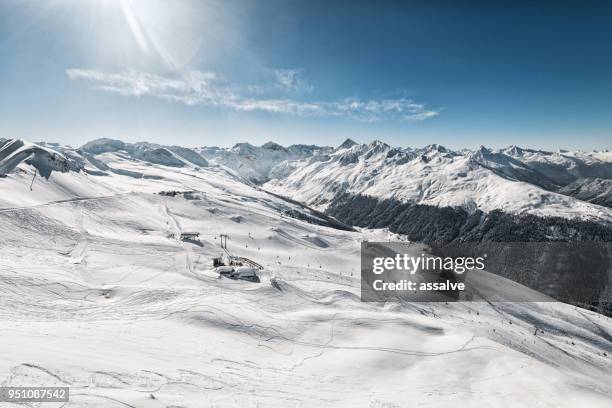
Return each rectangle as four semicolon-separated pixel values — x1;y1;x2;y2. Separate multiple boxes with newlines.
558;178;612;208
264;140;612;223
500;146;612;185
196;141;332;184
79;138;209;169
0;140;610;407
0;138;80;179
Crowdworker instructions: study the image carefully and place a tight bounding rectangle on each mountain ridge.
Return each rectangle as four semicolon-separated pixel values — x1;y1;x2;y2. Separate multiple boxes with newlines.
3;137;611;223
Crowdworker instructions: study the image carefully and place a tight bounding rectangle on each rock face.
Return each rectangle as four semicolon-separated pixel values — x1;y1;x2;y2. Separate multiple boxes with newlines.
336;138;358;150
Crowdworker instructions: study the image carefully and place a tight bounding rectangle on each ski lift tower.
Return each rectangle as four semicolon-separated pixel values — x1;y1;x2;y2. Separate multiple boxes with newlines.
220;234;230;250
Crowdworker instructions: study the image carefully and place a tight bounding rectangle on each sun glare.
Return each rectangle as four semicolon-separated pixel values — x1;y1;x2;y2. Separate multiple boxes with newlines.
55;0;210;70
118;0;149;54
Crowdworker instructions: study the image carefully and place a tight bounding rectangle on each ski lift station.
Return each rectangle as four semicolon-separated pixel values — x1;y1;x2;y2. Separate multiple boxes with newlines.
212;254;263;283
212;234;263;282
180;232;200;240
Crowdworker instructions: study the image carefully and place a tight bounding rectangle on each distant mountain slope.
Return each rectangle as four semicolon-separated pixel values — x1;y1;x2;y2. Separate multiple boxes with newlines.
500;145;612;185
558;178;612;208
0;138;346;231
264;140;612;224
4;137;610;234
80;138;209;168
195;142;332;183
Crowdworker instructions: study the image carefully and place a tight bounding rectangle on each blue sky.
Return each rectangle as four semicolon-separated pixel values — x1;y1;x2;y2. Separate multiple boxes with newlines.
0;0;610;150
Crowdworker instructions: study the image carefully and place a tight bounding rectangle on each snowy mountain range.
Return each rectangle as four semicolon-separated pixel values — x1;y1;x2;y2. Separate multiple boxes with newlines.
3;136;611;229
1;136;611;406
1;136;611;302
260;139;612;242
265;139;612;217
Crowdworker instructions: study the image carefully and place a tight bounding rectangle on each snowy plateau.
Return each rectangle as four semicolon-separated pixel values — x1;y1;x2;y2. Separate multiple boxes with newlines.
0;137;611;407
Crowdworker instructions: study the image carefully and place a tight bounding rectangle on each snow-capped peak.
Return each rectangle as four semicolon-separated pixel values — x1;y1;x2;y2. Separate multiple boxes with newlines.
336;138;358;150
261;141;289;152
264;140;612;224
422;143;449;154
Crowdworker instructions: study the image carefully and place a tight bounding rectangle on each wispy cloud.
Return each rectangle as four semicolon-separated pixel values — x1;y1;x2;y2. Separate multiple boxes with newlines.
274;69;313;92
66;68;439;122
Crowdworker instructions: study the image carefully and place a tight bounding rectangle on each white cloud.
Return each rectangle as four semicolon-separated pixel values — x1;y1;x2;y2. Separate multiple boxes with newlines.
274;69;313;92
66;68;439;122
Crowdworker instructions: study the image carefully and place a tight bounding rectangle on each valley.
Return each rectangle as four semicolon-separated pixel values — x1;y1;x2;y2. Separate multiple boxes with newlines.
0;137;610;407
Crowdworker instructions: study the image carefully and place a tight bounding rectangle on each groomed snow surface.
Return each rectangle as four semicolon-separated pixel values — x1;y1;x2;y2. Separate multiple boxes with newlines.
0;142;611;407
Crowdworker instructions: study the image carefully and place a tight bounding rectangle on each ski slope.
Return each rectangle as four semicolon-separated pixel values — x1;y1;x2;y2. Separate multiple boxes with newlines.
0;140;610;407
